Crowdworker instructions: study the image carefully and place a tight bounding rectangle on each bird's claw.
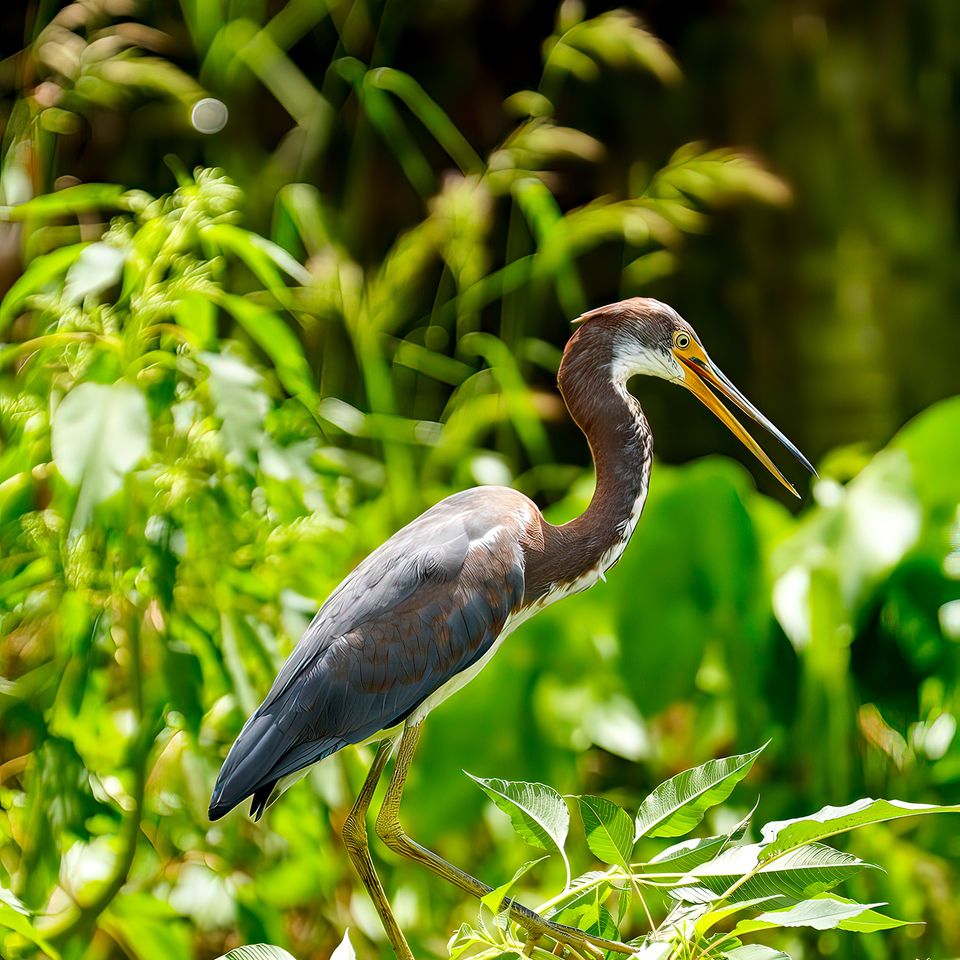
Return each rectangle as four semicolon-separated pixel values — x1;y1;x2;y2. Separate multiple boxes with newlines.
516;914;632;959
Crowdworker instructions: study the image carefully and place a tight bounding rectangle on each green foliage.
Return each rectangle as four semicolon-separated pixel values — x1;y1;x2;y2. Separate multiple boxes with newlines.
466;776;571;886
0;1;958;959
635;747;764;840
455;754;958;960
577;796;634;869
759;798;960;862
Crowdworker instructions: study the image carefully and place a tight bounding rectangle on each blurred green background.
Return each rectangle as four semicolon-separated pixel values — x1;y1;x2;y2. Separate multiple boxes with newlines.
0;1;958;959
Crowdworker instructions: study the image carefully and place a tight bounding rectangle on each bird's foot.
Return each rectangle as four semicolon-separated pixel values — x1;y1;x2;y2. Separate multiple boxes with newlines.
510;905;634;959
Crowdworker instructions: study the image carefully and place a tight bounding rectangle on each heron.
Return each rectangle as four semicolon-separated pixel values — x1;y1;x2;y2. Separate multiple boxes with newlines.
209;298;814;959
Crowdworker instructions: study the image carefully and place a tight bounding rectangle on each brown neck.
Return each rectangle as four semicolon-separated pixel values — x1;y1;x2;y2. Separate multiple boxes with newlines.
522;325;653;600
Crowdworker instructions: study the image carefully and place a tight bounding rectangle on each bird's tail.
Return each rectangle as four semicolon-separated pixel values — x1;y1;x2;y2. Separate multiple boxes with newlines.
208;712;285;820
209;711;346;820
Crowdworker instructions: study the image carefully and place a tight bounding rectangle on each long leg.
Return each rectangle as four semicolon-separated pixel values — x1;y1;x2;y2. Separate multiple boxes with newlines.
375;722;635;958
341;738;414;960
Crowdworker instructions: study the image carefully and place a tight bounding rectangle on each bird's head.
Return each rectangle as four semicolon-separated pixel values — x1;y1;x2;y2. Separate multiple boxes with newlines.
567;297;816;497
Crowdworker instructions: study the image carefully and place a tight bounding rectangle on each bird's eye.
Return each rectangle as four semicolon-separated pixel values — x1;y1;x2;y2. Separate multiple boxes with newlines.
675;333;691;350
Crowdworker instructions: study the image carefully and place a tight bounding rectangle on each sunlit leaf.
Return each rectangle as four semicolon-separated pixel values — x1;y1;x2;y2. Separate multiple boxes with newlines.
692;897;783;938
635;745;764;839
577;796;634;868
448;922;489;960
688;842;872;903
330;929;355;960
217;946;297;960
201;351;270;461
732;897;885;933
648;834;727;873
543;870;619;920
203;222;310;289
631;943;673;960
51;381;150;529
759;798;960;862
62;242;126;305
555;899;619;943
466;774;570;882
645;143;790;208
827;894;917;932
647;800;757;874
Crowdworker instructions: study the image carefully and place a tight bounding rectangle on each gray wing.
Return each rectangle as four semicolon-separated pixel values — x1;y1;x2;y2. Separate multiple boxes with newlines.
209;488;530;819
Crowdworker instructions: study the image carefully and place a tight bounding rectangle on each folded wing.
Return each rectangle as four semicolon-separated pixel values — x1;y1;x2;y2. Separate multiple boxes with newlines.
209;489;530;819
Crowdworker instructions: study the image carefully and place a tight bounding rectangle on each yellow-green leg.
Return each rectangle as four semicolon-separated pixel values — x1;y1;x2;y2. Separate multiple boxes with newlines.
342;738;414;960
375;722;635;959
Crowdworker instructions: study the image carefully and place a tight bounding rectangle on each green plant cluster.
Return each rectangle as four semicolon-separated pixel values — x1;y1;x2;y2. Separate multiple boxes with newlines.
0;2;958;960
451;747;959;960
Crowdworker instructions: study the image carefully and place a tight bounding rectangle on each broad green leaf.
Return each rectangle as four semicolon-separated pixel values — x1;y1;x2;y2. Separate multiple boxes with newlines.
830;894;916;933
577;796;634;867
613;463;767;715
62;242;126;305
648;800;758;873
689;843;871;904
466;774;570;882
51;382;150;529
838;911;910;933
200;352;269;462
0;242;86;329
693;897;782;938
668;885;723;905
648;834;727;873
480;857;547;915
723;947;789;960
635;746;764;839
217;947;297;960
732;898;884;934
759;798;960;861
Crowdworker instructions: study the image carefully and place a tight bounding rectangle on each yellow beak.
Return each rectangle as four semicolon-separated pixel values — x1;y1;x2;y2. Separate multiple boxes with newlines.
677;353;815;498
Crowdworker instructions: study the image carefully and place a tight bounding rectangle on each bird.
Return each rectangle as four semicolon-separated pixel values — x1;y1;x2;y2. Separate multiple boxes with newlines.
209;298;815;960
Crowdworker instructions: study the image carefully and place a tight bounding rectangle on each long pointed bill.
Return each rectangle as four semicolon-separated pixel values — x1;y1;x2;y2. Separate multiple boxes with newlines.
677;354;816;498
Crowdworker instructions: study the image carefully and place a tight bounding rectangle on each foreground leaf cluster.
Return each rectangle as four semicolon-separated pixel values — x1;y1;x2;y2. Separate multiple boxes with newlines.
453;746;954;960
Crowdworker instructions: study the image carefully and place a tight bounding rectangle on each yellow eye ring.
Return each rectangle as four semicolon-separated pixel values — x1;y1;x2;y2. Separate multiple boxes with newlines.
675;333;691;350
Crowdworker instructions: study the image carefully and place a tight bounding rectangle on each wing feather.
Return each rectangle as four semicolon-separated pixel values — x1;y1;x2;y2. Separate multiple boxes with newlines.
209;488;531;819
